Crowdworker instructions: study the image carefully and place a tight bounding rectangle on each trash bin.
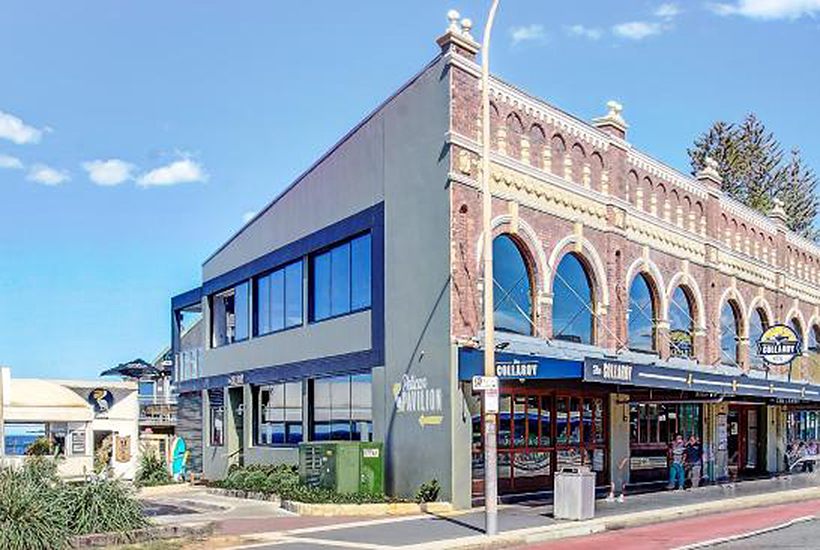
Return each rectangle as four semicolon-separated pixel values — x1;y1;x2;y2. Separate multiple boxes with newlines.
553;466;596;520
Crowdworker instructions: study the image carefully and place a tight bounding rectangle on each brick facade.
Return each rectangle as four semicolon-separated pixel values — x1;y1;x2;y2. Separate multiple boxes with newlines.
445;42;820;381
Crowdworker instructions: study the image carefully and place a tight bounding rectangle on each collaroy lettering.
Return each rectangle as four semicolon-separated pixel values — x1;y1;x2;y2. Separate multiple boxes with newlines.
495;361;538;378
590;360;633;382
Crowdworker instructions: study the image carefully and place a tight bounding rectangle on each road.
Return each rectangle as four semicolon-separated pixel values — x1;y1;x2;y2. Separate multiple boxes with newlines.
518;498;820;550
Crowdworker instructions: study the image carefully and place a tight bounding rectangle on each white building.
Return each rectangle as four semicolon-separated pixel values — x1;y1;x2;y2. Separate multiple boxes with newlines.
1;367;140;480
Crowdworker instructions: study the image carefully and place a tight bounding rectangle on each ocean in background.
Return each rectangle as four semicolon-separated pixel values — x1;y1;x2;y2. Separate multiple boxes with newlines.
4;435;37;456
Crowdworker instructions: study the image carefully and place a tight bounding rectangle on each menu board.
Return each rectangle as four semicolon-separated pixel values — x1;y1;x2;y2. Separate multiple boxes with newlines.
71;431;86;455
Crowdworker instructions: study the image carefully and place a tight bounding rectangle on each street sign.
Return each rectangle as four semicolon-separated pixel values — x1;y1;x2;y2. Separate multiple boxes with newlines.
472;375;499;391
485;387;499;413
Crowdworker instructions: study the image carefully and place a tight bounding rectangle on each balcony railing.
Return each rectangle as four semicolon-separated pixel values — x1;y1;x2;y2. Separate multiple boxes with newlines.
139;395;178;425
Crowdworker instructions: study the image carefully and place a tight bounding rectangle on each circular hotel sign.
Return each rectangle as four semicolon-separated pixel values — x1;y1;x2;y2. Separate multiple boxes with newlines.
757;324;802;366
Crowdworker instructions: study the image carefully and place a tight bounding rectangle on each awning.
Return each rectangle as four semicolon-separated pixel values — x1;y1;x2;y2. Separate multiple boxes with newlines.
4;379;93;422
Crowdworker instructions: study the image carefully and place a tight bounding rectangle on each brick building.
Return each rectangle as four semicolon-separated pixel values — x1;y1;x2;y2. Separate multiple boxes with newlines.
170;15;820;507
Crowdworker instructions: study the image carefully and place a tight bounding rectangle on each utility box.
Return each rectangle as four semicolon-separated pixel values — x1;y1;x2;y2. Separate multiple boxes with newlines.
553;466;596;520
299;442;384;494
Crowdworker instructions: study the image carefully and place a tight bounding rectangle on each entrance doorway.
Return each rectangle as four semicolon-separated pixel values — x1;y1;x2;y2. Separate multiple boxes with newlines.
93;430;113;474
228;387;245;468
727;405;762;478
468;384;608;498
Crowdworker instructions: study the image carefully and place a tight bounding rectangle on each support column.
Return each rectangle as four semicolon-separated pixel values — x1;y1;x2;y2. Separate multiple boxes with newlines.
609;393;630;495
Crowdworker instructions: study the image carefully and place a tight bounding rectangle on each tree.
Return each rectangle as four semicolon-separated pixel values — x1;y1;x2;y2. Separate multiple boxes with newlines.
779;149;820;239
689;113;819;240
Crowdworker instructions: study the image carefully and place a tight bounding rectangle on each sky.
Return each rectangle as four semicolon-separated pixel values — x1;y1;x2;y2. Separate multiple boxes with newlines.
1;0;819;380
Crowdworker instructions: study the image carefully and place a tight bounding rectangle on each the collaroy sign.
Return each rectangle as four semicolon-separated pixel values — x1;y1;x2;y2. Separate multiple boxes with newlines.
758;324;802;366
495;360;539;378
584;358;634;383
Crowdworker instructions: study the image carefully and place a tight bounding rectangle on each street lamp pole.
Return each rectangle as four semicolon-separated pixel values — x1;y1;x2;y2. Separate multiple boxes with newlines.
481;0;500;537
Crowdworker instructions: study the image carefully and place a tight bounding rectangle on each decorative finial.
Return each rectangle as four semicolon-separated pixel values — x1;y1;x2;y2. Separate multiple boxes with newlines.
447;9;461;33
605;100;625;125
696;155;723;187
461;18;473;40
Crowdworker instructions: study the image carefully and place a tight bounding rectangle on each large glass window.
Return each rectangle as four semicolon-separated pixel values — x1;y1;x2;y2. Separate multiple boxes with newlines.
552;253;593;344
256;261;303;336
493;235;533;335
311;233;372;322
209;389;225;447
257;382;303;445
211;282;249;347
749;308;769;369
628;274;656;353
311;373;372;441
669;287;695;358
720;301;742;366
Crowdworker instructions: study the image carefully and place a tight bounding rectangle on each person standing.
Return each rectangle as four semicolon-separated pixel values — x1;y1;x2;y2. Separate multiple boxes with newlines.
668;433;686;490
685;435;703;488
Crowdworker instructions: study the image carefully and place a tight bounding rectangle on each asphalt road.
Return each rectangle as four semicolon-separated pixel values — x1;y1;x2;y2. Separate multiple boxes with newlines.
711;518;820;549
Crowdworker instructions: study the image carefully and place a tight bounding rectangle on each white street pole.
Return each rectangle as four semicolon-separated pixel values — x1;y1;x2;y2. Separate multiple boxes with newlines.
482;0;500;537
0;368;5;457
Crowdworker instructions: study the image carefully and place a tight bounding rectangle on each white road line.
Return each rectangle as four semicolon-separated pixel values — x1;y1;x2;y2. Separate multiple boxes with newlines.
234;535;394;549
670;515;816;550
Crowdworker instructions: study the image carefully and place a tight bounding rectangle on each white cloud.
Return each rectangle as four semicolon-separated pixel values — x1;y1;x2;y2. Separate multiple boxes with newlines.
0;154;23;169
612;21;665;39
510;24;548;45
242;211;257;224
655;3;682;18
26;163;69;185
0;109;43;144
566;24;603;40
137;158;207;187
81;159;135;186
707;0;820;18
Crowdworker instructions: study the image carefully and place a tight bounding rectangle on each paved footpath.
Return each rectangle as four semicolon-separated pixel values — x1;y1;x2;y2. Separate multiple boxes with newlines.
146;475;820;549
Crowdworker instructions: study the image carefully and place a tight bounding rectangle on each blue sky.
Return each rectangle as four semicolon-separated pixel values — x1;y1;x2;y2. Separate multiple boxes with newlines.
1;1;819;379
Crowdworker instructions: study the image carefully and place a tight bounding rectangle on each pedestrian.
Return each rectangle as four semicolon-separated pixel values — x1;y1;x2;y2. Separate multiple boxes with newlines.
807;440;818;473
799;441;809;473
668;433;686;490
685;435;703;488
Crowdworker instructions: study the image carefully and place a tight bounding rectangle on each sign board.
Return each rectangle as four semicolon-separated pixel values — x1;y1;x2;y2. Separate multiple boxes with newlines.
485;387;499;413
228;373;245;387
88;388;114;415
585;357;634;383
495;360;539;378
71;431;86;455
472;375;498;391
758;324;802;366
669;329;693;358
115;435;131;463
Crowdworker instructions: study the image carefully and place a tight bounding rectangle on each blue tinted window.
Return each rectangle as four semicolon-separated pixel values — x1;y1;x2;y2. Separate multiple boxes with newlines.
313;252;332;321
552;253;593;344
331;243;351;316
310;373;372;441
270;269;285;332
285;262;303;327
669;287;694;358
257;381;302;446
311;233;372;321
493;235;533;335
234;282;250;341
628;274;655;353
256;276;270;336
351;234;371;310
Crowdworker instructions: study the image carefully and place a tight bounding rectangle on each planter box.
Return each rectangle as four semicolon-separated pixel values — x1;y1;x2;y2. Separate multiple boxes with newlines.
206;487;281;504
71;522;214;548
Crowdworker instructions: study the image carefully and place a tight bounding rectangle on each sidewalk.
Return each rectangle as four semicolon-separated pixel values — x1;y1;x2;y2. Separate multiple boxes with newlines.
224;475;820;549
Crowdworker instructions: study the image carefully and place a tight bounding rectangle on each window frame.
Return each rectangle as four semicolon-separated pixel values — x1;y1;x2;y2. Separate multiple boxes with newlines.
551;252;595;345
309;232;373;324
309;373;373;442
254;259;305;338
255;381;304;447
210;282;250;348
627;273;659;354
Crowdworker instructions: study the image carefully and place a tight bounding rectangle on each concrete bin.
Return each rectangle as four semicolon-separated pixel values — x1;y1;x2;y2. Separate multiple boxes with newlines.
553;466;596;520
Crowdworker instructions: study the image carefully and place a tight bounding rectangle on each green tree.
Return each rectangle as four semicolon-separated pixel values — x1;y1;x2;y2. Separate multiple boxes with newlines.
689;113;818;239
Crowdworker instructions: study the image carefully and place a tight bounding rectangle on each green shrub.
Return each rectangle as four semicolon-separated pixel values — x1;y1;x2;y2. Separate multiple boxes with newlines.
135;449;173;488
212;464;404;504
0;458;149;549
416;479;440;503
24;437;54;457
63;478;148;535
0;460;70;550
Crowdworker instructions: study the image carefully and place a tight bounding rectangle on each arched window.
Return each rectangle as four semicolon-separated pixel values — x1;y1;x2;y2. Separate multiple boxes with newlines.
669;287;695;358
720;301;742;366
748;308;769;369
810;325;820;353
628;273;657;353
552;253;594;344
493;235;533;335
790;317;804;345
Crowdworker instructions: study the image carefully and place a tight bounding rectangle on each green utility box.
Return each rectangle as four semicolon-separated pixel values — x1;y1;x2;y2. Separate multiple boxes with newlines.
299;441;384;494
